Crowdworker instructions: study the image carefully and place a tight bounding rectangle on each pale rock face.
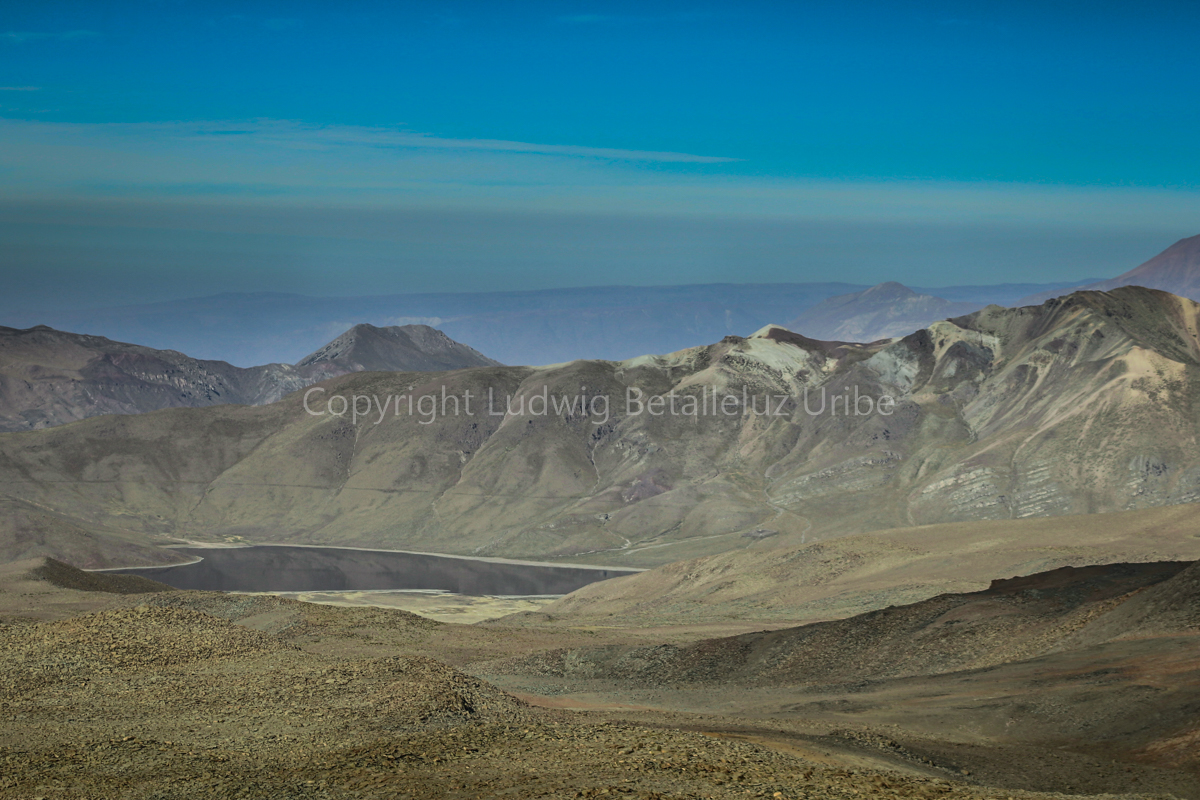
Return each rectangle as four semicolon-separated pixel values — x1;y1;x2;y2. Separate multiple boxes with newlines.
863;342;925;391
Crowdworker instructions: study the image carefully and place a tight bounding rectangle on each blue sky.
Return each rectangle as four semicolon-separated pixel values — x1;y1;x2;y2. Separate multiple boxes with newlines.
2;0;1199;310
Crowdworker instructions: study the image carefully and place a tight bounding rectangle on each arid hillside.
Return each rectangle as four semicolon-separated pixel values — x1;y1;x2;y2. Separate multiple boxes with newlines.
524;502;1200;627
484;559;1200;797
4;287;1200;568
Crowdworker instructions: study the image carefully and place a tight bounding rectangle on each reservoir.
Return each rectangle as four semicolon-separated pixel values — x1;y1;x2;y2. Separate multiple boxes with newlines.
108;545;639;596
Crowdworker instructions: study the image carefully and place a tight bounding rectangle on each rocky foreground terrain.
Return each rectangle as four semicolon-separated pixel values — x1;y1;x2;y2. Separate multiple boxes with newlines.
1;556;1197;799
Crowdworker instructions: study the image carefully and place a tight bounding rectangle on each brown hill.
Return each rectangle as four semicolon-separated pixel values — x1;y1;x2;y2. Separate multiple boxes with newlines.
496;560;1194;687
0;554;176;622
1056;559;1200;646
484;558;1200;793
0;495;189;569
0;323;499;432
4;286;1200;568
526;502;1200;626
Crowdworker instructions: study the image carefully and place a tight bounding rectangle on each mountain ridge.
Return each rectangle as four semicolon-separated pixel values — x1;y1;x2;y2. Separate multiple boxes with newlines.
2;280;1093;368
0;322;498;433
4;286;1200;569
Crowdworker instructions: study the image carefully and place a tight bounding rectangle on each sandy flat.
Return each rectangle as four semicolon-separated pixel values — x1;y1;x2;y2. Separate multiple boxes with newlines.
242;589;559;623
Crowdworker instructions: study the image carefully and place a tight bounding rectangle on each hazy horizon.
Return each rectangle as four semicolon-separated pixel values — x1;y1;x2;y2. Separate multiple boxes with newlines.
0;200;1178;316
3;1;1199;315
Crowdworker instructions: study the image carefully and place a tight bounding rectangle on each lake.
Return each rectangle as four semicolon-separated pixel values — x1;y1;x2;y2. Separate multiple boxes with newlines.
108;545;639;596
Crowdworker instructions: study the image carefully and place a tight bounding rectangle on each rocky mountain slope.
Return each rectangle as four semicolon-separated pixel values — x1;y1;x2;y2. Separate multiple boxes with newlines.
786;282;982;341
1021;233;1200;304
4;286;1200;568
0;323;497;432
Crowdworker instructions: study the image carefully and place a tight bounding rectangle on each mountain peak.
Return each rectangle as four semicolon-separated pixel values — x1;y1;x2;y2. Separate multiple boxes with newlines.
1018;233;1200;305
296;323;500;372
748;323;792;339
0;321;501;433
1112;233;1200;286
860;281;919;300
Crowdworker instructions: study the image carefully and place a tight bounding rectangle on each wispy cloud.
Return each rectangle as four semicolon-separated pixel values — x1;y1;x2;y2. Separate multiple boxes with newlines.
349;131;739;163
1;30;101;44
171;120;738;163
0;117;1197;233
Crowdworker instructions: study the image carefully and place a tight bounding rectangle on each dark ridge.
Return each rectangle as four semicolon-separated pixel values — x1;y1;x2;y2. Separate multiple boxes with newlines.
28;557;174;595
761;326;887;364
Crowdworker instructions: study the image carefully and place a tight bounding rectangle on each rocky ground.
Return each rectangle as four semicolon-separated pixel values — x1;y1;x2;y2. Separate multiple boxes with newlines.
1;558;1195;799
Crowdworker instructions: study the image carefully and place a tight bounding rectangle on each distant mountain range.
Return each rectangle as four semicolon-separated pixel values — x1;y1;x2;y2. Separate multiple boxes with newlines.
6;286;1200;568
785;281;984;341
0;280;1091;368
785;235;1200;343
1020;233;1200;304
0;323;497;432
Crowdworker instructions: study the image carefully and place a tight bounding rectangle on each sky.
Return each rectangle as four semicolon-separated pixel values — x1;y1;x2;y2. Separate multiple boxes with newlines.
2;0;1199;312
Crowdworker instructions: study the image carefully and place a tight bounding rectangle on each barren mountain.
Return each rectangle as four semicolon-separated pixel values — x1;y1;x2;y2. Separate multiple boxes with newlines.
0;323;497;432
1020;233;1200;304
297;323;499;372
4;286;1200;568
785;282;982;341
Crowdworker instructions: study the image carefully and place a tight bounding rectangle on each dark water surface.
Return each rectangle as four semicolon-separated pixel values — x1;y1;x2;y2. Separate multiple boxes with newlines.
110;546;638;596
